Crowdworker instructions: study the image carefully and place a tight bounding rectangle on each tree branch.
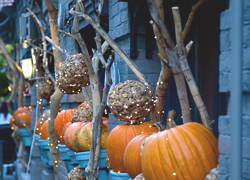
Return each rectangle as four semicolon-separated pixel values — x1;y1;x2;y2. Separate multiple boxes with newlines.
182;0;207;41
26;8;55;82
70;8;147;84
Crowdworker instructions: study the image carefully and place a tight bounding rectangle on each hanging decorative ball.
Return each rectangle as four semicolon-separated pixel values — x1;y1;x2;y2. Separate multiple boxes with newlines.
67;167;86;180
56;54;89;94
71;101;93;123
107;80;155;122
38;79;54;100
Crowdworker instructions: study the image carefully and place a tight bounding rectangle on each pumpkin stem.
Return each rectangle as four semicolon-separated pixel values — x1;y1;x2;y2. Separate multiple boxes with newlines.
166;110;177;129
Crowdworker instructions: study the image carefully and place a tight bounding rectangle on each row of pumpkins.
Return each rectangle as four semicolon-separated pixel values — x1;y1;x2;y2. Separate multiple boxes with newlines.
10;80;218;180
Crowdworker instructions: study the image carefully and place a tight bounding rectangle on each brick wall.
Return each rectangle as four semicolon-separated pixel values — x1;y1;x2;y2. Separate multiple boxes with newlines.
218;0;250;179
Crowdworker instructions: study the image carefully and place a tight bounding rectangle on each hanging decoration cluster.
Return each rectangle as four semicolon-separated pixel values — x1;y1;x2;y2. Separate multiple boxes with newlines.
71;101;93;123
56;54;89;94
107;80;156;122
38;79;54;100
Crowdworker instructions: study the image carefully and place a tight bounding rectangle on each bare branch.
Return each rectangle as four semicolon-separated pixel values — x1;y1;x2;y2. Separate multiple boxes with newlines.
182;0;207;41
70;8;147;84
26;8;55;82
45;0;63;71
186;40;194;54
45;36;68;56
147;0;175;48
172;7;183;45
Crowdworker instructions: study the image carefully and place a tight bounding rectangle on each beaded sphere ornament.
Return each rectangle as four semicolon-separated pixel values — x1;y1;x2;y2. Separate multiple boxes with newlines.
38;79;54;100
107;80;155;122
56;54;89;94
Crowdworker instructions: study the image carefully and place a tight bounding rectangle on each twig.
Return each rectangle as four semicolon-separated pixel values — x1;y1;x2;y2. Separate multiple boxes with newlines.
147;0;175;48
26;8;55;82
70;8;147;84
172;7;183;45
45;36;69;56
182;0;207;41
186;40;193;53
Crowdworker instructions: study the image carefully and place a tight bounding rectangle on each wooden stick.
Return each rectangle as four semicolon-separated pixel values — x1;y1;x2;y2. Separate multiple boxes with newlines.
147;0;175;48
26;8;55;82
70;8;147;84
179;55;211;128
171;7;191;123
150;21;172;122
45;36;69;56
45;0;63;71
182;0;207;41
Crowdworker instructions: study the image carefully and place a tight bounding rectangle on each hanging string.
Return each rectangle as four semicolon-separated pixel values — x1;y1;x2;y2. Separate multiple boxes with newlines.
26;71;43;173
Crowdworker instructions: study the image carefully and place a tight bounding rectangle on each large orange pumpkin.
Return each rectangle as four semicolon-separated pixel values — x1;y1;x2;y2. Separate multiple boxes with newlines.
40;120;49;140
64;122;86;151
123;133;152;178
54;109;76;143
106;122;158;172
10;106;32;128
76;122;109;152
141;122;218;180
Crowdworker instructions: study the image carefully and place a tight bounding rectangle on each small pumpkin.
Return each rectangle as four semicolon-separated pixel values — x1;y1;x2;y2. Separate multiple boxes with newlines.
64;122;86;152
36;110;50;135
76;122;109;151
106;122;158;172
54;109;76;143
123;133;152;178
10;106;32;128
141;122;218;180
40;120;49;140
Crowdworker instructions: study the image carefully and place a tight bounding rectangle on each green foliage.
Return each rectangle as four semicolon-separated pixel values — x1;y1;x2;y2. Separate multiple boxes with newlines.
0;72;10;97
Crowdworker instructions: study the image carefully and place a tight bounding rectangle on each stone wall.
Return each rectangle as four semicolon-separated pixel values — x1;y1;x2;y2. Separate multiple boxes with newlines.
218;0;250;179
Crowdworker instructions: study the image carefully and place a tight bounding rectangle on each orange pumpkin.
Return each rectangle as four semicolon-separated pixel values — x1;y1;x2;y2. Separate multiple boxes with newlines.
141;122;218;180
123;133;152;178
106;122;158;172
10;106;32;128
36;110;50;135
40;120;49;140
54;109;76;143
64;122;86;151
76;122;109;152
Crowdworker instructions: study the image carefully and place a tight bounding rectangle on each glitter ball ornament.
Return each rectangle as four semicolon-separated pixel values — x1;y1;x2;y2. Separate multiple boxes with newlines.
56;54;89;94
107;80;155;122
67;167;85;180
71;101;93;123
38;79;54;100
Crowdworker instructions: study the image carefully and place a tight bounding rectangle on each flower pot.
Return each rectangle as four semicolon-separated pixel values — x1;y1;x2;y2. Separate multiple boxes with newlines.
18;128;32;147
67;150;79;166
37;139;53;166
109;170;131;180
59;144;71;161
76;150;107;169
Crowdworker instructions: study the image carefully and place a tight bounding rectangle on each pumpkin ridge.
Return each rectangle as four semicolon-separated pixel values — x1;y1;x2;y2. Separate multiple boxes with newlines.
143;134;161;180
193;124;218;156
156;131;173;180
186;124;218;168
168;128;189;180
180;125;215;176
179;126;208;174
173;126;198;180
